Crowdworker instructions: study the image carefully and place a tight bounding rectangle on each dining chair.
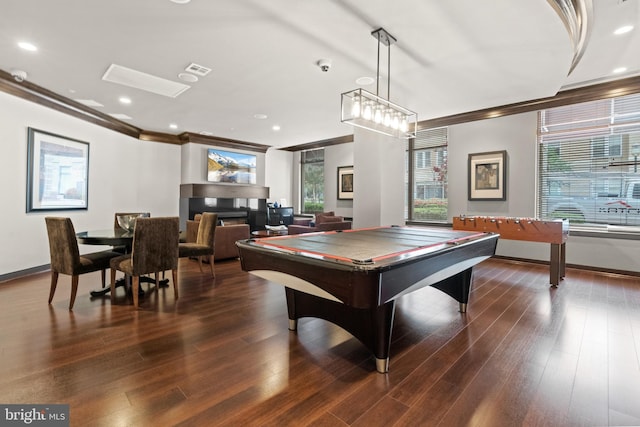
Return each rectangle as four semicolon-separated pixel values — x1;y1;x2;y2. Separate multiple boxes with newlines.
110;216;179;308
113;212;150;230
45;217;121;310
113;212;150;253
178;212;218;277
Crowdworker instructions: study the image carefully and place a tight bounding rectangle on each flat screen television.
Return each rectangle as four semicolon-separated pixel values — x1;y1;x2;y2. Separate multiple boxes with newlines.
207;149;256;184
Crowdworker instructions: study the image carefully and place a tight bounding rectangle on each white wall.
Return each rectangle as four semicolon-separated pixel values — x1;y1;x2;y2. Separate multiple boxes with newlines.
0;92;181;276
353;128;405;228
265;148;293;207
448;113;538;218
324;143;354;218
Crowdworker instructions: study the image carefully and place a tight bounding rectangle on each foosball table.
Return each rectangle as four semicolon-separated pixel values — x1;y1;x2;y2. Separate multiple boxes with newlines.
452;216;569;286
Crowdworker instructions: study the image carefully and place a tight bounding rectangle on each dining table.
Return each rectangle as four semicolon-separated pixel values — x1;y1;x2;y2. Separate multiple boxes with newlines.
76;228;133;248
76;228;169;297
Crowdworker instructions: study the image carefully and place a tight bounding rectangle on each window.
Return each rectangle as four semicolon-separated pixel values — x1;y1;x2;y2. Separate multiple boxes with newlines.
406;127;448;222
538;93;640;227
300;149;324;214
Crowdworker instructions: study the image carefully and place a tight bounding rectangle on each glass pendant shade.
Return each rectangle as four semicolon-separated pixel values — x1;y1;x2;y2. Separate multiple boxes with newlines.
341;88;417;139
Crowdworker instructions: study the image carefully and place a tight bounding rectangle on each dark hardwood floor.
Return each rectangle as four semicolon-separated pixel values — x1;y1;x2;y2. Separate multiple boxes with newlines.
1;257;639;426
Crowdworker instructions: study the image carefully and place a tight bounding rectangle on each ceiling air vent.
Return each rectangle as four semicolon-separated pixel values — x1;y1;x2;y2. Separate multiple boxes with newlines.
102;64;190;98
185;63;212;76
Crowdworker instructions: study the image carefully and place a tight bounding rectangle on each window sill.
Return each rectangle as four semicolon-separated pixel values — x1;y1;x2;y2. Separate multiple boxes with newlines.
569;225;640;240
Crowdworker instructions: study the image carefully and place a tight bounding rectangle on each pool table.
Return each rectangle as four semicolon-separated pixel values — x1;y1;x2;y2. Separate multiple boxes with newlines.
236;226;498;372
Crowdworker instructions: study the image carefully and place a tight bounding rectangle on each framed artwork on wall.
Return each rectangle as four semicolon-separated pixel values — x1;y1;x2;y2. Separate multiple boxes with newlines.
468;150;507;201
206;148;256;184
337;165;354;200
26;127;90;212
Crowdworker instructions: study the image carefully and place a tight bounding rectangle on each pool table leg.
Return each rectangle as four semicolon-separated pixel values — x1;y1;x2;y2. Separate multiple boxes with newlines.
375;357;389;373
431;267;473;313
285;287;396;373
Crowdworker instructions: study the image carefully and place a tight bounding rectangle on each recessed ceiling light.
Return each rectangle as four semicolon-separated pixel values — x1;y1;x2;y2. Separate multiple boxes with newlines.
272;125;281;131
169;123;178;129
170;0;191;3
18;41;37;51
178;73;198;83
613;67;627;74
356;76;375;85
119;96;132;104
614;25;634;35
254;114;268;120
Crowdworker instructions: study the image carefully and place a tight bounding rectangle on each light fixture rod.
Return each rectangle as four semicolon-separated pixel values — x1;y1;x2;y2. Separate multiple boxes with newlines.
387;40;391;100
376;31;381;96
371;28;396;99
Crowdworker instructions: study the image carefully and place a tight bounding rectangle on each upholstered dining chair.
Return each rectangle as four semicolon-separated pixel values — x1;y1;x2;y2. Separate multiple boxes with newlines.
45;217;121;310
178;212;218;277
113;212;150;230
113;212;150;253
110;216;179;308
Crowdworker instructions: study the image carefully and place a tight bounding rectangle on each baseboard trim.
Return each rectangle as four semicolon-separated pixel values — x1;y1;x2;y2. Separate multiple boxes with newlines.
492;255;640;278
0;264;49;283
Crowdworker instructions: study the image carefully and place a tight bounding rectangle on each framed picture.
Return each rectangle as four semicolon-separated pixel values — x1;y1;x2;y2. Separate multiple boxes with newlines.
337;165;354;200
206;148;256;184
468;150;507;201
26;127;89;212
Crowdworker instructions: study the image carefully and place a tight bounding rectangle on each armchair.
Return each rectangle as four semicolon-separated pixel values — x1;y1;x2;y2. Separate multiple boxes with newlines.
185;215;250;261
287;211;352;235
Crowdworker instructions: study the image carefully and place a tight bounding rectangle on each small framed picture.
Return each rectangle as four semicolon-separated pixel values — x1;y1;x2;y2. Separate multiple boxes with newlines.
337;166;354;200
468;150;507;201
26;127;90;212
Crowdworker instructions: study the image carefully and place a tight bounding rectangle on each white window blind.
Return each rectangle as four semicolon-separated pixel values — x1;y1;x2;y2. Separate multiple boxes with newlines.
537;93;640;228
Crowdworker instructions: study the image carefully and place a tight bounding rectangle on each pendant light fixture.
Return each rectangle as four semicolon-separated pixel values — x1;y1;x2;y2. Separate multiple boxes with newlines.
341;28;417;139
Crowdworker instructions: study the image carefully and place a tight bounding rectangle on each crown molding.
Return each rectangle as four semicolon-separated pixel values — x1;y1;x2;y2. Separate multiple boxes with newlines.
280;134;354;152
179;132;271;153
0;69;143;138
417;75;640;131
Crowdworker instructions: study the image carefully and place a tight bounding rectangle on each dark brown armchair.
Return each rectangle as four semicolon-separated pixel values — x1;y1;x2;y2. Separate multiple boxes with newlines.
287;211;352;234
179;212;217;277
45;217;121;310
110;217;179;308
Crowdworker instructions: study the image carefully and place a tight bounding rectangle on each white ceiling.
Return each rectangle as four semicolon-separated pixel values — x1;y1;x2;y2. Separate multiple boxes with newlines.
1;0;639;148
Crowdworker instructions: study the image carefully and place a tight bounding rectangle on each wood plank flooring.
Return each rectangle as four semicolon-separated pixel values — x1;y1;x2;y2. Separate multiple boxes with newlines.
1;257;639;426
